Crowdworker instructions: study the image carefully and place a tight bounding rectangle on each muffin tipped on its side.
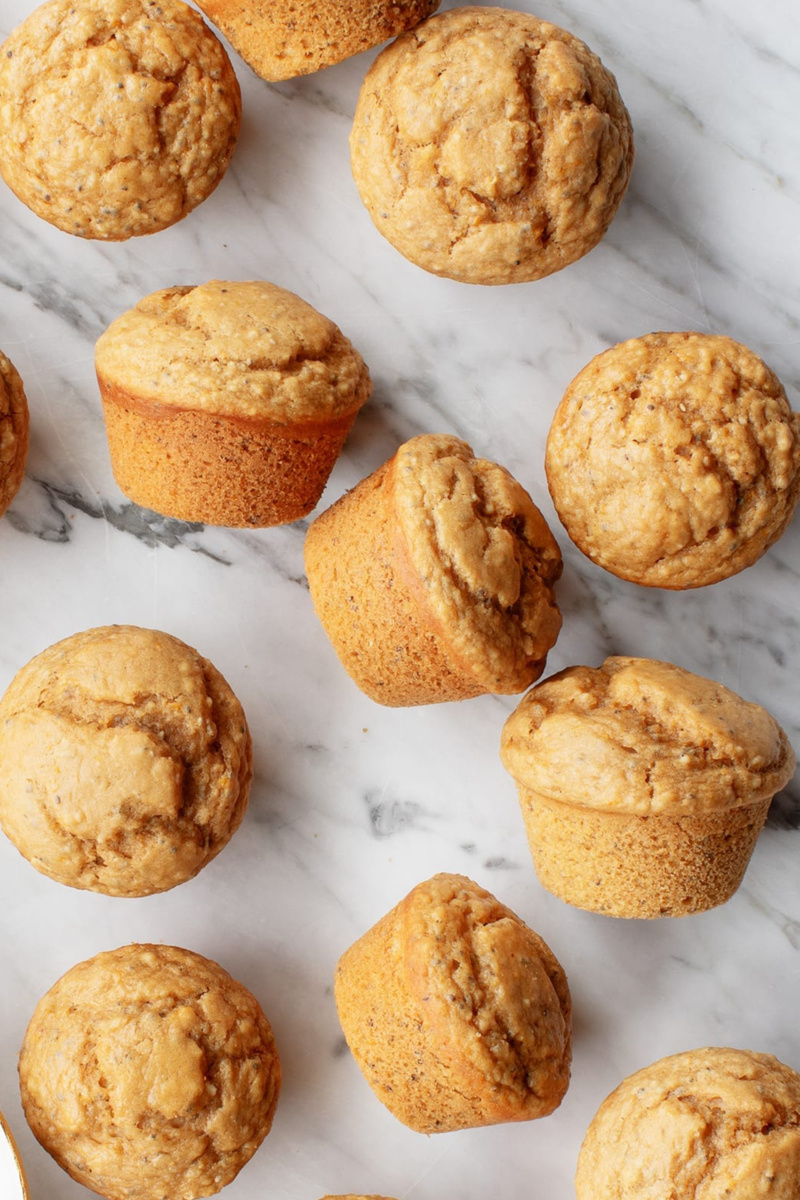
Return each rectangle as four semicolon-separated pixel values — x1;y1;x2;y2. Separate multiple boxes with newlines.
501;656;796;918
96;280;371;526
335;873;571;1133
0;625;252;897
576;1048;800;1199
305;434;562;706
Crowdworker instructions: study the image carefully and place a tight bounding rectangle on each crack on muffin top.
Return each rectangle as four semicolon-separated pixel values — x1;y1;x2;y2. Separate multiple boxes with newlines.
0;625;251;896
19;944;280;1199
576;1048;800;1200
95;281;372;421
501;656;796;815
391;434;562;692
350;6;633;283
402;874;571;1112
0;0;241;239
546;332;800;587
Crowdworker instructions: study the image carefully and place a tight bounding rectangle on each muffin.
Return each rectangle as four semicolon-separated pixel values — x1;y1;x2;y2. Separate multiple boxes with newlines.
576;1048;800;1199
500;657;796;918
334;873;571;1133
304;434;562;706
0;0;241;240
19;944;281;1200
546;332;800;588
350;6;634;285
96;281;371;526
195;0;439;81
0;352;29;520
0;625;252;897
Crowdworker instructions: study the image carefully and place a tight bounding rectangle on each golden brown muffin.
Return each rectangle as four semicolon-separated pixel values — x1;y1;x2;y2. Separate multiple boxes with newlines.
304;434;562;706
96;280;371;526
19;944;281;1200
575;1048;800;1199
195;0;439;82
0;625;252;897
0;352;29;519
350;6;634;285
546;332;800;588
0;0;241;240
334;873;571;1133
501;657;796;918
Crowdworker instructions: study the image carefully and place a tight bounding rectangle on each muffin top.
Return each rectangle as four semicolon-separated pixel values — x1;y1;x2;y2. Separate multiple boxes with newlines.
0;0;241;240
350;6;633;284
95;281;372;422
0;352;29;518
391;435;562;692
501;656;795;814
0;625;252;896
19;944;281;1200
546;332;800;588
401;873;571;1118
576;1048;800;1200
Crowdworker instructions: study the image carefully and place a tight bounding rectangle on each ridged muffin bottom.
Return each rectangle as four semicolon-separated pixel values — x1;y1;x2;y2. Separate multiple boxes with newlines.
518;788;772;918
102;383;358;527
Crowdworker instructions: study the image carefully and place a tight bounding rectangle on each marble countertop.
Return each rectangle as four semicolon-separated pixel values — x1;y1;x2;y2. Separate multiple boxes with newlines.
1;1;798;1197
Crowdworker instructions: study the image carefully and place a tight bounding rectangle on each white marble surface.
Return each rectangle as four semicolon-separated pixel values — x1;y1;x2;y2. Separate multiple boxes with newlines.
0;0;799;1197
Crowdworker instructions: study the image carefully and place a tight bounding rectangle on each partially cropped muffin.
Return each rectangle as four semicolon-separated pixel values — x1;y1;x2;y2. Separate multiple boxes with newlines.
546;332;800;588
0;1106;29;1200
195;0;439;81
304;434;562;705
19;944;281;1200
335;873;571;1133
96;281;371;526
0;0;241;240
576;1048;800;1199
350;6;634;284
500;657;796;918
0;625;252;897
0;351;29;520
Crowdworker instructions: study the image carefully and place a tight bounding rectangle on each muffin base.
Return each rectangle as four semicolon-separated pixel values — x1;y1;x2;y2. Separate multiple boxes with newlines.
518;788;771;918
196;0;440;82
305;461;490;705
336;900;465;1132
100;381;357;526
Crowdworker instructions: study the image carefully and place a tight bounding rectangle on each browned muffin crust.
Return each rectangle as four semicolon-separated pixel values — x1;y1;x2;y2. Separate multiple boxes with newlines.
19;944;281;1200
335;873;571;1132
195;0;440;81
0;0;241;240
350;6;634;284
